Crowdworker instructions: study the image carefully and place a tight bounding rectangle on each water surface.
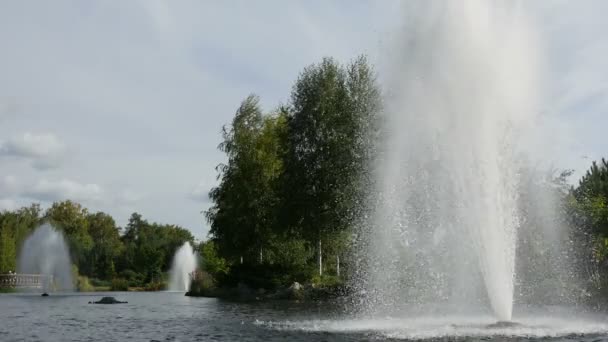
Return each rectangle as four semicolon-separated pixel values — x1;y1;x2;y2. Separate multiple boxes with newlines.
0;292;606;341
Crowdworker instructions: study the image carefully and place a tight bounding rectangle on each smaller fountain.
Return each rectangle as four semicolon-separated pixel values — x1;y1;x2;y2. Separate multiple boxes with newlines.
17;223;73;291
168;242;198;292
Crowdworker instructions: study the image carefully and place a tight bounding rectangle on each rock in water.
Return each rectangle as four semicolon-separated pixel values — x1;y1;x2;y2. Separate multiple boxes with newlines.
90;296;127;304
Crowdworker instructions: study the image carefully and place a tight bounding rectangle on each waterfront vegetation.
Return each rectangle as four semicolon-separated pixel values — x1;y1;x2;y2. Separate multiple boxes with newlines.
1;56;608;299
194;56;608;300
0;202;194;291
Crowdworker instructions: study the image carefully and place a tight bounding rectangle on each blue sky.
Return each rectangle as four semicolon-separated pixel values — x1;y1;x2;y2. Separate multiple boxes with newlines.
0;1;606;238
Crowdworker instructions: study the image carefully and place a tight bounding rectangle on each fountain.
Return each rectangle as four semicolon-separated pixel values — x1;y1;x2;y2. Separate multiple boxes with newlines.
358;0;587;324
361;1;540;322
225;2;608;338
168;242;198;292
17;223;73;291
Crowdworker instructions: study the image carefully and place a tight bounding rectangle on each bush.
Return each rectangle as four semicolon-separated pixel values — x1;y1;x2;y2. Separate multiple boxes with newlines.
200;241;229;277
144;281;165;291
89;278;111;287
218;262;313;290
311;274;342;287
110;278;129;291
186;270;216;296
75;276;93;292
118;269;145;287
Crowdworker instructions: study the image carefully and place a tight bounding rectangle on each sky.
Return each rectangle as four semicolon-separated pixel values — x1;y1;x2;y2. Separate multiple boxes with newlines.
0;1;606;239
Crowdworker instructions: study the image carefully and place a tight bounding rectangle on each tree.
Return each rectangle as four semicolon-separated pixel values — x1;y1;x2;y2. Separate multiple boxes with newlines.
573;159;608;236
118;212;194;284
87;212;122;279
203;56;381;284
0;213;16;273
199;240;229;277
207;95;285;264
0;204;42;273
44;200;93;271
283;56;381;275
569;159;608;297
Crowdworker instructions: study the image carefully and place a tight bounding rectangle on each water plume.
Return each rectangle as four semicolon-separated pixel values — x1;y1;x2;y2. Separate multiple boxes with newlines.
17;223;74;291
169;242;198;292
365;1;540;321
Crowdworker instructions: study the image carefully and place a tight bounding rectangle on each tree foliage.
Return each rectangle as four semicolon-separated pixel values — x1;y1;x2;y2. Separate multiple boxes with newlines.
205;56;381;284
0;203;194;289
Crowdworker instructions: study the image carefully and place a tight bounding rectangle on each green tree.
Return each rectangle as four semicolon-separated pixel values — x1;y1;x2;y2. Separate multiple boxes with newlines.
570;159;608;296
199;240;229;277
207;95;286;264
283;56;381;275
0;204;42;273
87;212;122;279
44;200;93;272
204;56;381;284
0;214;16;273
117;212;194;285
573;159;608;236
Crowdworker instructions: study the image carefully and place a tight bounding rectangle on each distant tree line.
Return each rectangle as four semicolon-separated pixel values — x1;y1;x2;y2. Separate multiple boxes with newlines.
0;200;194;290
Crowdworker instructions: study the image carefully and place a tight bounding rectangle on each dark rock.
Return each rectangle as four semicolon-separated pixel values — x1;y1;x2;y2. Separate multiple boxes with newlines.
89;296;127;304
41;293;49;297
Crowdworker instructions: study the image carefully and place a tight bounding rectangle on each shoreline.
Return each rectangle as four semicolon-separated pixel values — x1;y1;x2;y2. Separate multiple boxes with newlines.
186;281;349;302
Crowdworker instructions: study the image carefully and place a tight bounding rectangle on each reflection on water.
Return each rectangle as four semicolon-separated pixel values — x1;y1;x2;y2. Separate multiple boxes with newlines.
0;292;607;341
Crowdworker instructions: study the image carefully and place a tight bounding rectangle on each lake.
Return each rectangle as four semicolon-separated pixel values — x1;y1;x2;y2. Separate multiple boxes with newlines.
1;292;607;341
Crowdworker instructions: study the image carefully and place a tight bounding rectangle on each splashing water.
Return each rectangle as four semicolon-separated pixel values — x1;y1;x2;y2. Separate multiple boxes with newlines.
256;311;608;340
364;1;541;321
258;2;601;338
17;223;74;291
168;242;198;292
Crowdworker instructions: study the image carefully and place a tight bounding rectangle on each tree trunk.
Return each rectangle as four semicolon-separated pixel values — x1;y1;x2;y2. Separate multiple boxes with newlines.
259;247;263;264
318;239;323;276
336;255;340;277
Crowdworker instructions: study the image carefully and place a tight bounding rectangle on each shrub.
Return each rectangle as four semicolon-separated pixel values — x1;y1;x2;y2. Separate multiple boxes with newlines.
110;278;129;291
118;269;145;287
144;281;165;291
311;274;342;287
76;276;93;292
218;262;313;290
89;278;111;287
186;270;216;296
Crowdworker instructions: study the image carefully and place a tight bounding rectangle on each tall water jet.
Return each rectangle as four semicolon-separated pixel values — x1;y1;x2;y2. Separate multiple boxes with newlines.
169;242;198;291
366;1;540;321
17;223;74;291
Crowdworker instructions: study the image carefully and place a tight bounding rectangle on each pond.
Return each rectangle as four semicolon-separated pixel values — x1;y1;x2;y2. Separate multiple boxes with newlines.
1;292;607;341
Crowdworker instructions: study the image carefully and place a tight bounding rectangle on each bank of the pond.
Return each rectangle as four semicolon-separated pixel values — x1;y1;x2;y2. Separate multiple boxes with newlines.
186;281;350;302
0;287;17;293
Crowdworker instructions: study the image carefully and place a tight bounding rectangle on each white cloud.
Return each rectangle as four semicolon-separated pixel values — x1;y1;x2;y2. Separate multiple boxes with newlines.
0;132;66;170
24;179;103;202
